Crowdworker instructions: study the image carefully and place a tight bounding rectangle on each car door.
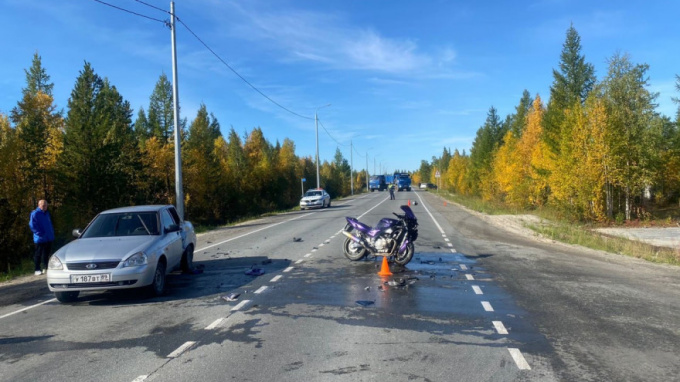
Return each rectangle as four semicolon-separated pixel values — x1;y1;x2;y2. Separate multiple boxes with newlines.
160;208;184;271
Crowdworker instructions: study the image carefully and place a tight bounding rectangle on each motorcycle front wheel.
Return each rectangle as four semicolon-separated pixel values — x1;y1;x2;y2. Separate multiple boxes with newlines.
343;237;367;261
393;242;414;265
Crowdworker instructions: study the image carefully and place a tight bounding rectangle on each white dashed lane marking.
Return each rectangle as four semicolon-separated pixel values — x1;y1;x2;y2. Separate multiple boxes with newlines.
295;259;304;264
205;318;224;330
167;341;196;358
231;300;250;312
304;253;312;258
508;348;531;370
447;243;453;247
444;238;450;242
472;285;483;295
270;275;282;282
481;301;494;312
465;274;474;280
254;286;268;294
460;264;468;271
283;266;294;272
493;321;508;335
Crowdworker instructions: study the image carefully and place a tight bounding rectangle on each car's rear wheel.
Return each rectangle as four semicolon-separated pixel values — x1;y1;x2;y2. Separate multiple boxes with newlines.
343;237;367;261
55;291;80;303
181;244;194;273
327;200;331;207
148;259;167;297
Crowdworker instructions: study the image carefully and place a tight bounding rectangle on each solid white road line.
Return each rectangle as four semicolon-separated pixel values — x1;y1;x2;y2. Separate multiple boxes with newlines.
460;264;468;271
167;341;196;358
493;321;508;335
205;318;224;330
283;266;294;272
0;298;56;320
270;275;282;282
472;285;483;295
481;301;494;312
465;274;474;280
508;348;531;370
413;192;445;234
231;300;250;311
254;286;268;294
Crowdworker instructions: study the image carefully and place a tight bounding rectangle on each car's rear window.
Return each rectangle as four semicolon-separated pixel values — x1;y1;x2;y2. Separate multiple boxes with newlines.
81;212;160;238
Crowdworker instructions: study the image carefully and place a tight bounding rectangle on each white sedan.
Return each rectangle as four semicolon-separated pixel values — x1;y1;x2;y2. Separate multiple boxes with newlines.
46;205;196;303
300;189;331;209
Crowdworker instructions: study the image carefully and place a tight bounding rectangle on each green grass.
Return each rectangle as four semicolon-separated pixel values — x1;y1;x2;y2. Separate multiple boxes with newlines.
0;259;37;283
438;190;680;266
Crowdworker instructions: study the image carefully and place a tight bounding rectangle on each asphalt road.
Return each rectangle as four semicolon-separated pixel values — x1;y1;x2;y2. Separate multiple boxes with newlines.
0;190;677;381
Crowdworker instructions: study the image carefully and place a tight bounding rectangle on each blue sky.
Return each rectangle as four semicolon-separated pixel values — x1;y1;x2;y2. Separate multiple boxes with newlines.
1;0;678;173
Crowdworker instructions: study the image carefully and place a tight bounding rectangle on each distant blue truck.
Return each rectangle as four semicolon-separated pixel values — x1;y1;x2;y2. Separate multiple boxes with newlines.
394;173;412;191
369;175;387;192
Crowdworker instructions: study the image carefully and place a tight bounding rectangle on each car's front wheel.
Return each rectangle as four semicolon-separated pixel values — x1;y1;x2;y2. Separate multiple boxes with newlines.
148;260;167;297
55;291;80;303
181;244;194;273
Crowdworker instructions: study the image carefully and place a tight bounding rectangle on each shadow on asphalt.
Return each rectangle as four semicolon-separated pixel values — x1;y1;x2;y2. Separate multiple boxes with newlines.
68;256;293;306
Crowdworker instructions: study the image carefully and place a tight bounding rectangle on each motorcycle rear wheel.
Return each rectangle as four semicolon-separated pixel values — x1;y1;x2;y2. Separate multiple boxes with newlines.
343;237;367;261
393;242;414;265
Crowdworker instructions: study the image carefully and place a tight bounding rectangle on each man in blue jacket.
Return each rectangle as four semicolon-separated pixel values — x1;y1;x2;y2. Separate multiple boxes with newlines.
29;200;54;275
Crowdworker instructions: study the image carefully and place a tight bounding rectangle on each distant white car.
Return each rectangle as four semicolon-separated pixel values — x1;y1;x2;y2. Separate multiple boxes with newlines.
420;183;428;189
300;189;331;209
46;205;196;303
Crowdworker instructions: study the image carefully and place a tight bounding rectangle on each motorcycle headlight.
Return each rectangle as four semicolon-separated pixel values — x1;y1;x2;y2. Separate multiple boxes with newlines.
122;252;148;268
48;255;63;270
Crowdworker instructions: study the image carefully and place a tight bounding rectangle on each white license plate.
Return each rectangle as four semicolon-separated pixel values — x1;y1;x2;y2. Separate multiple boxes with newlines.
71;273;111;283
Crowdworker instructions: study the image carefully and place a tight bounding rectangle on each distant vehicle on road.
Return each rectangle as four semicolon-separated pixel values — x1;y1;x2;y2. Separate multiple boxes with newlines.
369;175;387;192
394;173;412;191
300;188;331;209
419;183;437;190
46;205;196;303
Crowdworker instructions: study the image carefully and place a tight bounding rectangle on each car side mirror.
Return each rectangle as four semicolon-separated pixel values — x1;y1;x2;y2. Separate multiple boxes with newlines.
166;224;181;233
72;228;82;238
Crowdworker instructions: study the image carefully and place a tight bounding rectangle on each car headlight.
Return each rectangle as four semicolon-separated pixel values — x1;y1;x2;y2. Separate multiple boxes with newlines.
122;252;148;268
48;255;63;270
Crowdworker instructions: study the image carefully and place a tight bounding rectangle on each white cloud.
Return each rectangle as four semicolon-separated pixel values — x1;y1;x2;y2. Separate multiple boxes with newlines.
214;2;462;78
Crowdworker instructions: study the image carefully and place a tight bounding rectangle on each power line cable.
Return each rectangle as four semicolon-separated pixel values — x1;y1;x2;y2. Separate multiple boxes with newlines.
91;0;167;24
174;16;314;121
317;119;347;147
132;0;170;15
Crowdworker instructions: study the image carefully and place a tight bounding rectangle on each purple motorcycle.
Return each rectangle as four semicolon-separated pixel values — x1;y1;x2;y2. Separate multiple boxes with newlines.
341;205;419;265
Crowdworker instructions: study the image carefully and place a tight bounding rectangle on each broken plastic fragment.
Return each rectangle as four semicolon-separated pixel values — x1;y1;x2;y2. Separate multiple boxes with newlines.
355;300;375;307
245;268;265;276
293;237;302;242
222;293;240;301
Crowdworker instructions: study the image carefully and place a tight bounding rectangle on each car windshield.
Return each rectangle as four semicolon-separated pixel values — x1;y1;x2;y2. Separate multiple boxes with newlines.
305;191;322;197
81;212;160;238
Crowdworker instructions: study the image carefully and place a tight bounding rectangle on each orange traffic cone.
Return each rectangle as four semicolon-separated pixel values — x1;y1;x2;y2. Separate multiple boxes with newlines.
444;201;447;206
407;199;411;206
377;256;392;276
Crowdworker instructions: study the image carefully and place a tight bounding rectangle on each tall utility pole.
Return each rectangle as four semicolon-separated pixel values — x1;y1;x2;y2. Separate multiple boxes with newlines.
314;104;330;189
170;1;184;220
350;140;354;195
365;152;369;192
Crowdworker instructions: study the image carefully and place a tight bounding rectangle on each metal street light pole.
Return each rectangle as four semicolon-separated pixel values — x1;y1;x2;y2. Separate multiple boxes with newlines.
170;1;184;220
350;140;354;195
315;104;331;189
